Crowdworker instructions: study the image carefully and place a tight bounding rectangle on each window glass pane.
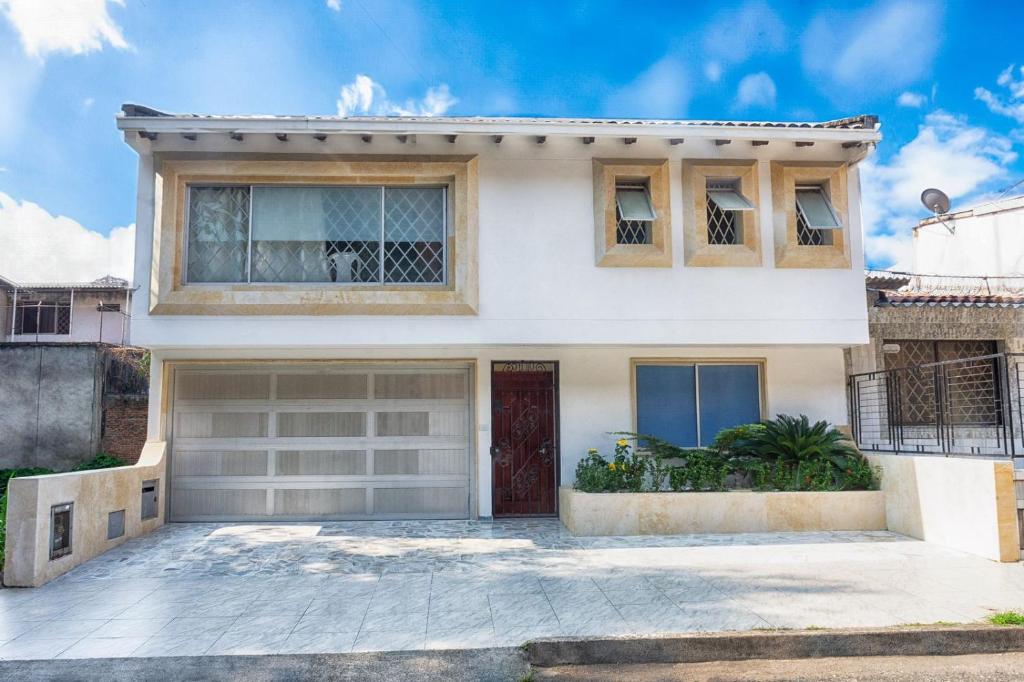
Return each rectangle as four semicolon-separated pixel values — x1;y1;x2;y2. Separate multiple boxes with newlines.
697;365;761;446
795;188;841;229
187;187;251;283
706;189;754;211
615;187;656;221
635;365;698;447
251;186;382;283
384;187;445;283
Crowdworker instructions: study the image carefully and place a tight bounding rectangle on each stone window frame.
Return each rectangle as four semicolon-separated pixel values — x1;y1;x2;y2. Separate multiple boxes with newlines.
770;162;851;269
592;159;672;267
149;156;478;315
681;160;762;267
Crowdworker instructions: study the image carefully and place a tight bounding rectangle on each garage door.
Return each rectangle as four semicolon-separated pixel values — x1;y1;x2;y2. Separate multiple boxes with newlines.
168;364;472;521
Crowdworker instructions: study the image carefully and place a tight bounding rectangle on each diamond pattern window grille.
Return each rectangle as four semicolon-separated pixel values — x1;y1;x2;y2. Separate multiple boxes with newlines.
615;205;652;245
884;340;999;425
796;207;830;246
185;185;447;285
384;187;446;283
706;198;739;245
187;186;251;282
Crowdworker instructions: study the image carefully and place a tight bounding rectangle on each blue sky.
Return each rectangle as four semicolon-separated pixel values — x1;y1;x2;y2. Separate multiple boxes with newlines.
0;0;1022;282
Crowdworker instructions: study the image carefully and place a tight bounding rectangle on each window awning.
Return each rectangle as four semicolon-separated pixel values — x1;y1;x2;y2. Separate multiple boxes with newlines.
707;188;755;211
615;186;657;221
795;186;842;229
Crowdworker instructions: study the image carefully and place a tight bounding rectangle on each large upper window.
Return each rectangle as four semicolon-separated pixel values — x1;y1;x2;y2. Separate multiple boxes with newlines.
185;185;447;285
634;362;762;447
14;295;71;335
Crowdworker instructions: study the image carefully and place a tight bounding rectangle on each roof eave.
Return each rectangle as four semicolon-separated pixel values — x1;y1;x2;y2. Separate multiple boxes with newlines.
116;115;881;144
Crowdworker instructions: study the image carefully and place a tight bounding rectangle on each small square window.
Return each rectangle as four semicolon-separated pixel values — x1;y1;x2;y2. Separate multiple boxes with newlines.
615;184;655;245
795;186;841;246
706;180;754;245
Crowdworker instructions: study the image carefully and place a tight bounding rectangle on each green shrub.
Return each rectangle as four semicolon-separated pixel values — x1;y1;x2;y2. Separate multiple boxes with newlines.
989;611;1024;626
72;453;125;471
575;449;614;492
667;448;729;492
710;423;767;455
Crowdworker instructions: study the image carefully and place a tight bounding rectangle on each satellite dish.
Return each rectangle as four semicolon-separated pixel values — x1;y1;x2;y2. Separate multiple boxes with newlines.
920;188;951;215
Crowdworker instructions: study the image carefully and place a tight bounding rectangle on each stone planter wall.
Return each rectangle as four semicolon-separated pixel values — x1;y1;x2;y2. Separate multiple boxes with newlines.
559;486;886;536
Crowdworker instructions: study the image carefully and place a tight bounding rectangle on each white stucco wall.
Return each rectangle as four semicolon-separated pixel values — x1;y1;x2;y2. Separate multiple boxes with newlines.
128;136;870;349
146;344;848;518
913;198;1024;277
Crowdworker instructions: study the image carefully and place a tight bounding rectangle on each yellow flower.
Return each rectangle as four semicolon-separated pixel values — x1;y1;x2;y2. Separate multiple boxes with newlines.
587;448;598;455
608;463;616;470
616;439;628;447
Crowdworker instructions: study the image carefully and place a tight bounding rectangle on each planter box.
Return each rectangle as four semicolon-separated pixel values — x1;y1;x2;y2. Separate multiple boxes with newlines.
559;486;886;536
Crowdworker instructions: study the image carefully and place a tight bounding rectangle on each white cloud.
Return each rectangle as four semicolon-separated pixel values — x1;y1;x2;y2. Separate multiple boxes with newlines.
603;56;690;118
802;0;941;102
326;0;341;10
975;64;1024;125
702;1;785;70
336;74;456;117
897;91;927;108
0;0;129;59
860;111;1016;269
704;61;722;83
0;193;134;283
734;72;776;110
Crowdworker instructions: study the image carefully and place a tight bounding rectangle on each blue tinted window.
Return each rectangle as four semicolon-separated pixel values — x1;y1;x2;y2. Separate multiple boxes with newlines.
635;365;698;447
698;364;761;445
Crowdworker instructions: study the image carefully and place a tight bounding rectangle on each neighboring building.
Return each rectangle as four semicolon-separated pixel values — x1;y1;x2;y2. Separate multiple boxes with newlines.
846;196;1024;459
117;104;880;522
0;275;134;345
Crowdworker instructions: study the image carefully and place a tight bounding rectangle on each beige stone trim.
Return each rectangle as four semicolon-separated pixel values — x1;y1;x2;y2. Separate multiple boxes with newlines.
770;161;851;269
681;160;762;267
150;157;479;315
592;159;672;267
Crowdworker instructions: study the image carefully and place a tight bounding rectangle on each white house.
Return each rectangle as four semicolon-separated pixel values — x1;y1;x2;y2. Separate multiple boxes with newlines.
0;275;133;345
117;105;880;522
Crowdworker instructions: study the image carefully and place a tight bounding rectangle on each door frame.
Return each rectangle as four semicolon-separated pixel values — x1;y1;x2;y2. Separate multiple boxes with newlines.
489;360;561;517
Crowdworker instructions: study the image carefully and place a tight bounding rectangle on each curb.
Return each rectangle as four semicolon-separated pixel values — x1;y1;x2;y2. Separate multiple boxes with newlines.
0;648;531;682
525;625;1024;667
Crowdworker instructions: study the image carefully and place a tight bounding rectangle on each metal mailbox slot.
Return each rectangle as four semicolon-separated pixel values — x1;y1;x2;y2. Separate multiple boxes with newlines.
141;479;159;520
50;502;73;560
108;509;126;540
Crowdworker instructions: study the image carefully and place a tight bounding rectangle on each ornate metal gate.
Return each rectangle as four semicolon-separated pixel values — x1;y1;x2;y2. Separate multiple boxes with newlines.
490;362;559;517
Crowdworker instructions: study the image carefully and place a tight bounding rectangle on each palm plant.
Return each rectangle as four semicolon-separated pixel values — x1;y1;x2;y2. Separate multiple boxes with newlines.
732;414;864;489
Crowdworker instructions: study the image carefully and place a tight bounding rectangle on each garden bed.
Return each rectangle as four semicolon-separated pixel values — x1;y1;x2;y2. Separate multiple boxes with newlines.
559;486;886;536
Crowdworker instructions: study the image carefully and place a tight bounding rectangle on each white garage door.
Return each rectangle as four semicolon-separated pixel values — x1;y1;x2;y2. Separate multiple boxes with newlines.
168;364;472;521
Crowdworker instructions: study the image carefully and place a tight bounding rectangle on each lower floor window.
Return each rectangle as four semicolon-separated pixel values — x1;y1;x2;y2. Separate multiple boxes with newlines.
635;362;762;447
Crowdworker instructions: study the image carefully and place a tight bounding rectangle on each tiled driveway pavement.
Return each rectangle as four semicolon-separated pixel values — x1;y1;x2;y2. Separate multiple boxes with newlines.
2;520;1024;660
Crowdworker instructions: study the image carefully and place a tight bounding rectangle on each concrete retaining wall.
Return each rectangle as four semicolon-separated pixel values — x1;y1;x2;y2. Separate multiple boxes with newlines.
0;344;105;470
559;487;886;536
867;453;1019;562
3;441;167;587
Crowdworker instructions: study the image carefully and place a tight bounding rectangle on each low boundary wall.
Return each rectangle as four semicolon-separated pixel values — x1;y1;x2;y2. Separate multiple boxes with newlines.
867;453;1019;562
3;441;167;587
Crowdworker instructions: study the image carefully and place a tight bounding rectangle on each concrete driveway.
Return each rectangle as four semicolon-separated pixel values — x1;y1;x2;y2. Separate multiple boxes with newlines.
1;520;1023;660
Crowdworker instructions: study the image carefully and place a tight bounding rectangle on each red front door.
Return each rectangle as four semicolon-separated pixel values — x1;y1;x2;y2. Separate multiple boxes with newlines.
490;362;559;517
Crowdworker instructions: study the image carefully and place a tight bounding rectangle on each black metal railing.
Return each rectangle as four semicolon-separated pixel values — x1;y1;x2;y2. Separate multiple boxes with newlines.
849;353;1024;457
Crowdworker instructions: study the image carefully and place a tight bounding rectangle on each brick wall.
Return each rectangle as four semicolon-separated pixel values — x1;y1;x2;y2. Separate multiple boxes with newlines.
101;396;148;464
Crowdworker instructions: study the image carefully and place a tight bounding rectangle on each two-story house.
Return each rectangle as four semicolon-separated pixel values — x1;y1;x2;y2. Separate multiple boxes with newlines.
117;105;880;523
